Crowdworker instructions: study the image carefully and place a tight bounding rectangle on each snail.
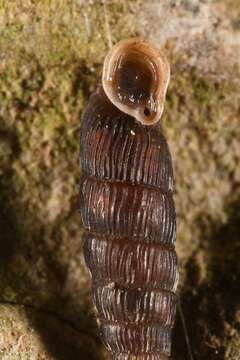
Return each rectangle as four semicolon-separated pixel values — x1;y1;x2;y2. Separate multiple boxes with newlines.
80;38;178;359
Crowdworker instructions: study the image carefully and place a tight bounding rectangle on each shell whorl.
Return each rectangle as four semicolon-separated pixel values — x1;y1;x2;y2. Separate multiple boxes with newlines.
80;38;178;359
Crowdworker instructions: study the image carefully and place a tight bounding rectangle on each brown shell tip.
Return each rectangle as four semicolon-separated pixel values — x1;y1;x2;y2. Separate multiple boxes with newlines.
102;38;170;126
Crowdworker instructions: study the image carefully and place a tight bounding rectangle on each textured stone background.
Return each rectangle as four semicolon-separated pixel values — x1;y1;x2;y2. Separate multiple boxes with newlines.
0;1;239;359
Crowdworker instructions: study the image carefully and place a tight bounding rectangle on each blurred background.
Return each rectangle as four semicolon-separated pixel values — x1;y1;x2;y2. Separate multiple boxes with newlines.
0;1;239;359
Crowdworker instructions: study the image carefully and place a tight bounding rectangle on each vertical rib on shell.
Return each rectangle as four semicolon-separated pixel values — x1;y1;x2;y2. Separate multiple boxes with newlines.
80;84;178;358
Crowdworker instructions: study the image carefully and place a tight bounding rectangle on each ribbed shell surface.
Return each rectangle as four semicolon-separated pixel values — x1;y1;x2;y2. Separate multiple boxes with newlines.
80;84;178;359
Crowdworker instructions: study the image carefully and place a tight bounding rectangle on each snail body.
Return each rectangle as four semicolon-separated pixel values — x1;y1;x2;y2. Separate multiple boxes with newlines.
80;39;178;359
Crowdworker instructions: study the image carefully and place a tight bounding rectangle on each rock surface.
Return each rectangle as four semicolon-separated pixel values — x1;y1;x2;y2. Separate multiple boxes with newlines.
0;1;239;359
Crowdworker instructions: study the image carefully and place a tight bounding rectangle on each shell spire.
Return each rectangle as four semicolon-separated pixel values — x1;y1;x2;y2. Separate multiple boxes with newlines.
102;38;170;125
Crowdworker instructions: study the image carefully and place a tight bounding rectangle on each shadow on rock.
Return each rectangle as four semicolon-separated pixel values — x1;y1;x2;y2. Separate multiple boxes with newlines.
0;133;103;358
173;201;240;360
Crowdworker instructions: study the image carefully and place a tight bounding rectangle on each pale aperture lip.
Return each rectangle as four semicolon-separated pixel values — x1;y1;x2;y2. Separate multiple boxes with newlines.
102;38;170;126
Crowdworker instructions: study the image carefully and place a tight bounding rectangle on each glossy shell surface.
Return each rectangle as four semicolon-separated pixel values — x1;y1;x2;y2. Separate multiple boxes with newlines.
80;39;177;359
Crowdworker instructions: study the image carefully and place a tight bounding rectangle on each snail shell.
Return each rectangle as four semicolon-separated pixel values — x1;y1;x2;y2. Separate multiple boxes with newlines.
80;38;178;359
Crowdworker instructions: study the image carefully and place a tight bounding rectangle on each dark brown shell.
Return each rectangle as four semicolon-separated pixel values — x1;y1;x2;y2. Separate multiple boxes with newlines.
80;40;178;359
80;39;178;360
